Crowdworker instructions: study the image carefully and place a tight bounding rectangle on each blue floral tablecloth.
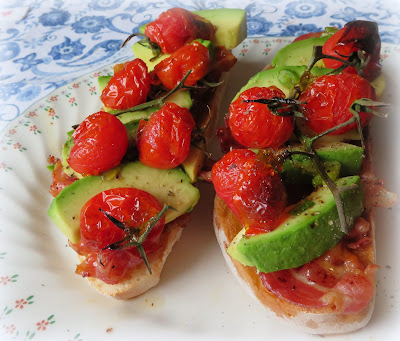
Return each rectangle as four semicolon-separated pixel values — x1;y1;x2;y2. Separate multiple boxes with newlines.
1;0;399;132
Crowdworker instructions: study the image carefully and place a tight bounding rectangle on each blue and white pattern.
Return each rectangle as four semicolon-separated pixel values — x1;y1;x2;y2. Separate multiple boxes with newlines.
0;0;399;132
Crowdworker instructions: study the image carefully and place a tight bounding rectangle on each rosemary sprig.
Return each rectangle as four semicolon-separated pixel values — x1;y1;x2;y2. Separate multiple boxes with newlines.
121;33;161;61
98;204;173;274
243;97;305;117
292;128;356;234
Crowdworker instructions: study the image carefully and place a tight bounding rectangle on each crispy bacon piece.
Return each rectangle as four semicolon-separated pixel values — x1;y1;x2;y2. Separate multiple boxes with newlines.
260;243;376;312
48;158;77;197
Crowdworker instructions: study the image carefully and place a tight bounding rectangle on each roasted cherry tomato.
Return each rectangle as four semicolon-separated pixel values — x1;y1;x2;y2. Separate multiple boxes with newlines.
74;187;165;284
145;7;215;54
137;102;195;169
212;149;287;234
228;87;294;148
100;59;151;110
299;73;376;135
153;41;210;90
322;21;381;81
68;111;128;176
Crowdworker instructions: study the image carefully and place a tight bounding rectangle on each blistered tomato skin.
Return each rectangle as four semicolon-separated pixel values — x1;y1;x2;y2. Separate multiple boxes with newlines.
137;103;195;169
212;149;256;209
145;7;215;54
212;149;287;233
74;188;165;284
67;111;128;176
322;28;355;70
299;73;376;135
100;59;151;110
229;87;294;149
154;41;210;90
322;21;381;81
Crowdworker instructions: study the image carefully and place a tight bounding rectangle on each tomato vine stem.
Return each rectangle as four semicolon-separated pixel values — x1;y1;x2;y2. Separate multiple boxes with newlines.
98;204;173;274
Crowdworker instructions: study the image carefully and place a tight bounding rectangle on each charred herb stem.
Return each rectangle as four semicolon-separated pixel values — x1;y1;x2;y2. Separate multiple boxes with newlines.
98;204;173;274
114;70;193;116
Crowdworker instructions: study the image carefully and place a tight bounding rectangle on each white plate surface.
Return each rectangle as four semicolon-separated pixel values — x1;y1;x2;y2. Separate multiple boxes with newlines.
0;38;399;340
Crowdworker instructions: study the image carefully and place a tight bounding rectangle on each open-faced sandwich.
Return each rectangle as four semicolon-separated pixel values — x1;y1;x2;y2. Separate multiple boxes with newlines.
47;7;247;299
212;20;397;334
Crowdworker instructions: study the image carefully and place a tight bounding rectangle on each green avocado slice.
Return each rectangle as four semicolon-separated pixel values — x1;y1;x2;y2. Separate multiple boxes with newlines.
228;176;364;273
271;35;332;68
48;161;200;244
282;141;364;184
232;66;332;100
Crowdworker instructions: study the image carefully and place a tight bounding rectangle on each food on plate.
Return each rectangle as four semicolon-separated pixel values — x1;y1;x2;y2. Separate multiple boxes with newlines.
47;7;247;299
212;20;396;333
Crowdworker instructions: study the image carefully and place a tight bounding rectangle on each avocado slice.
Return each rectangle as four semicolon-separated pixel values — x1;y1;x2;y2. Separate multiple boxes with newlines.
192;9;247;50
131;44;170;71
282;141;364;184
181;141;206;183
48;161;200;244
232;66;332;100
370;72;385;98
271;35;332;68
228;176;364;273
139;8;247;51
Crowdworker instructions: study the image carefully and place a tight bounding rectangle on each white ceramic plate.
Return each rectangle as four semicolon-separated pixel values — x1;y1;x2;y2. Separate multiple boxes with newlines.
0;38;399;341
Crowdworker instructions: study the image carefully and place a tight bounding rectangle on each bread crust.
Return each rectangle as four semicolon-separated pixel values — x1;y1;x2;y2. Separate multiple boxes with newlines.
213;131;388;334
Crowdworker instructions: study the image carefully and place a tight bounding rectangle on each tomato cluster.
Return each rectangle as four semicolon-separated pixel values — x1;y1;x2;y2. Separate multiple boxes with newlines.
51;8;233;284
72;188;165;284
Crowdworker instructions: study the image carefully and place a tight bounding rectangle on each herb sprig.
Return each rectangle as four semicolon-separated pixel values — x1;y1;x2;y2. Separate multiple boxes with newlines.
98;204;173;274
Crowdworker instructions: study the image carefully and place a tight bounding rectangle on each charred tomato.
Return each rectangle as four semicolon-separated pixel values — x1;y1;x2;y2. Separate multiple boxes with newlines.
322;20;381;81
